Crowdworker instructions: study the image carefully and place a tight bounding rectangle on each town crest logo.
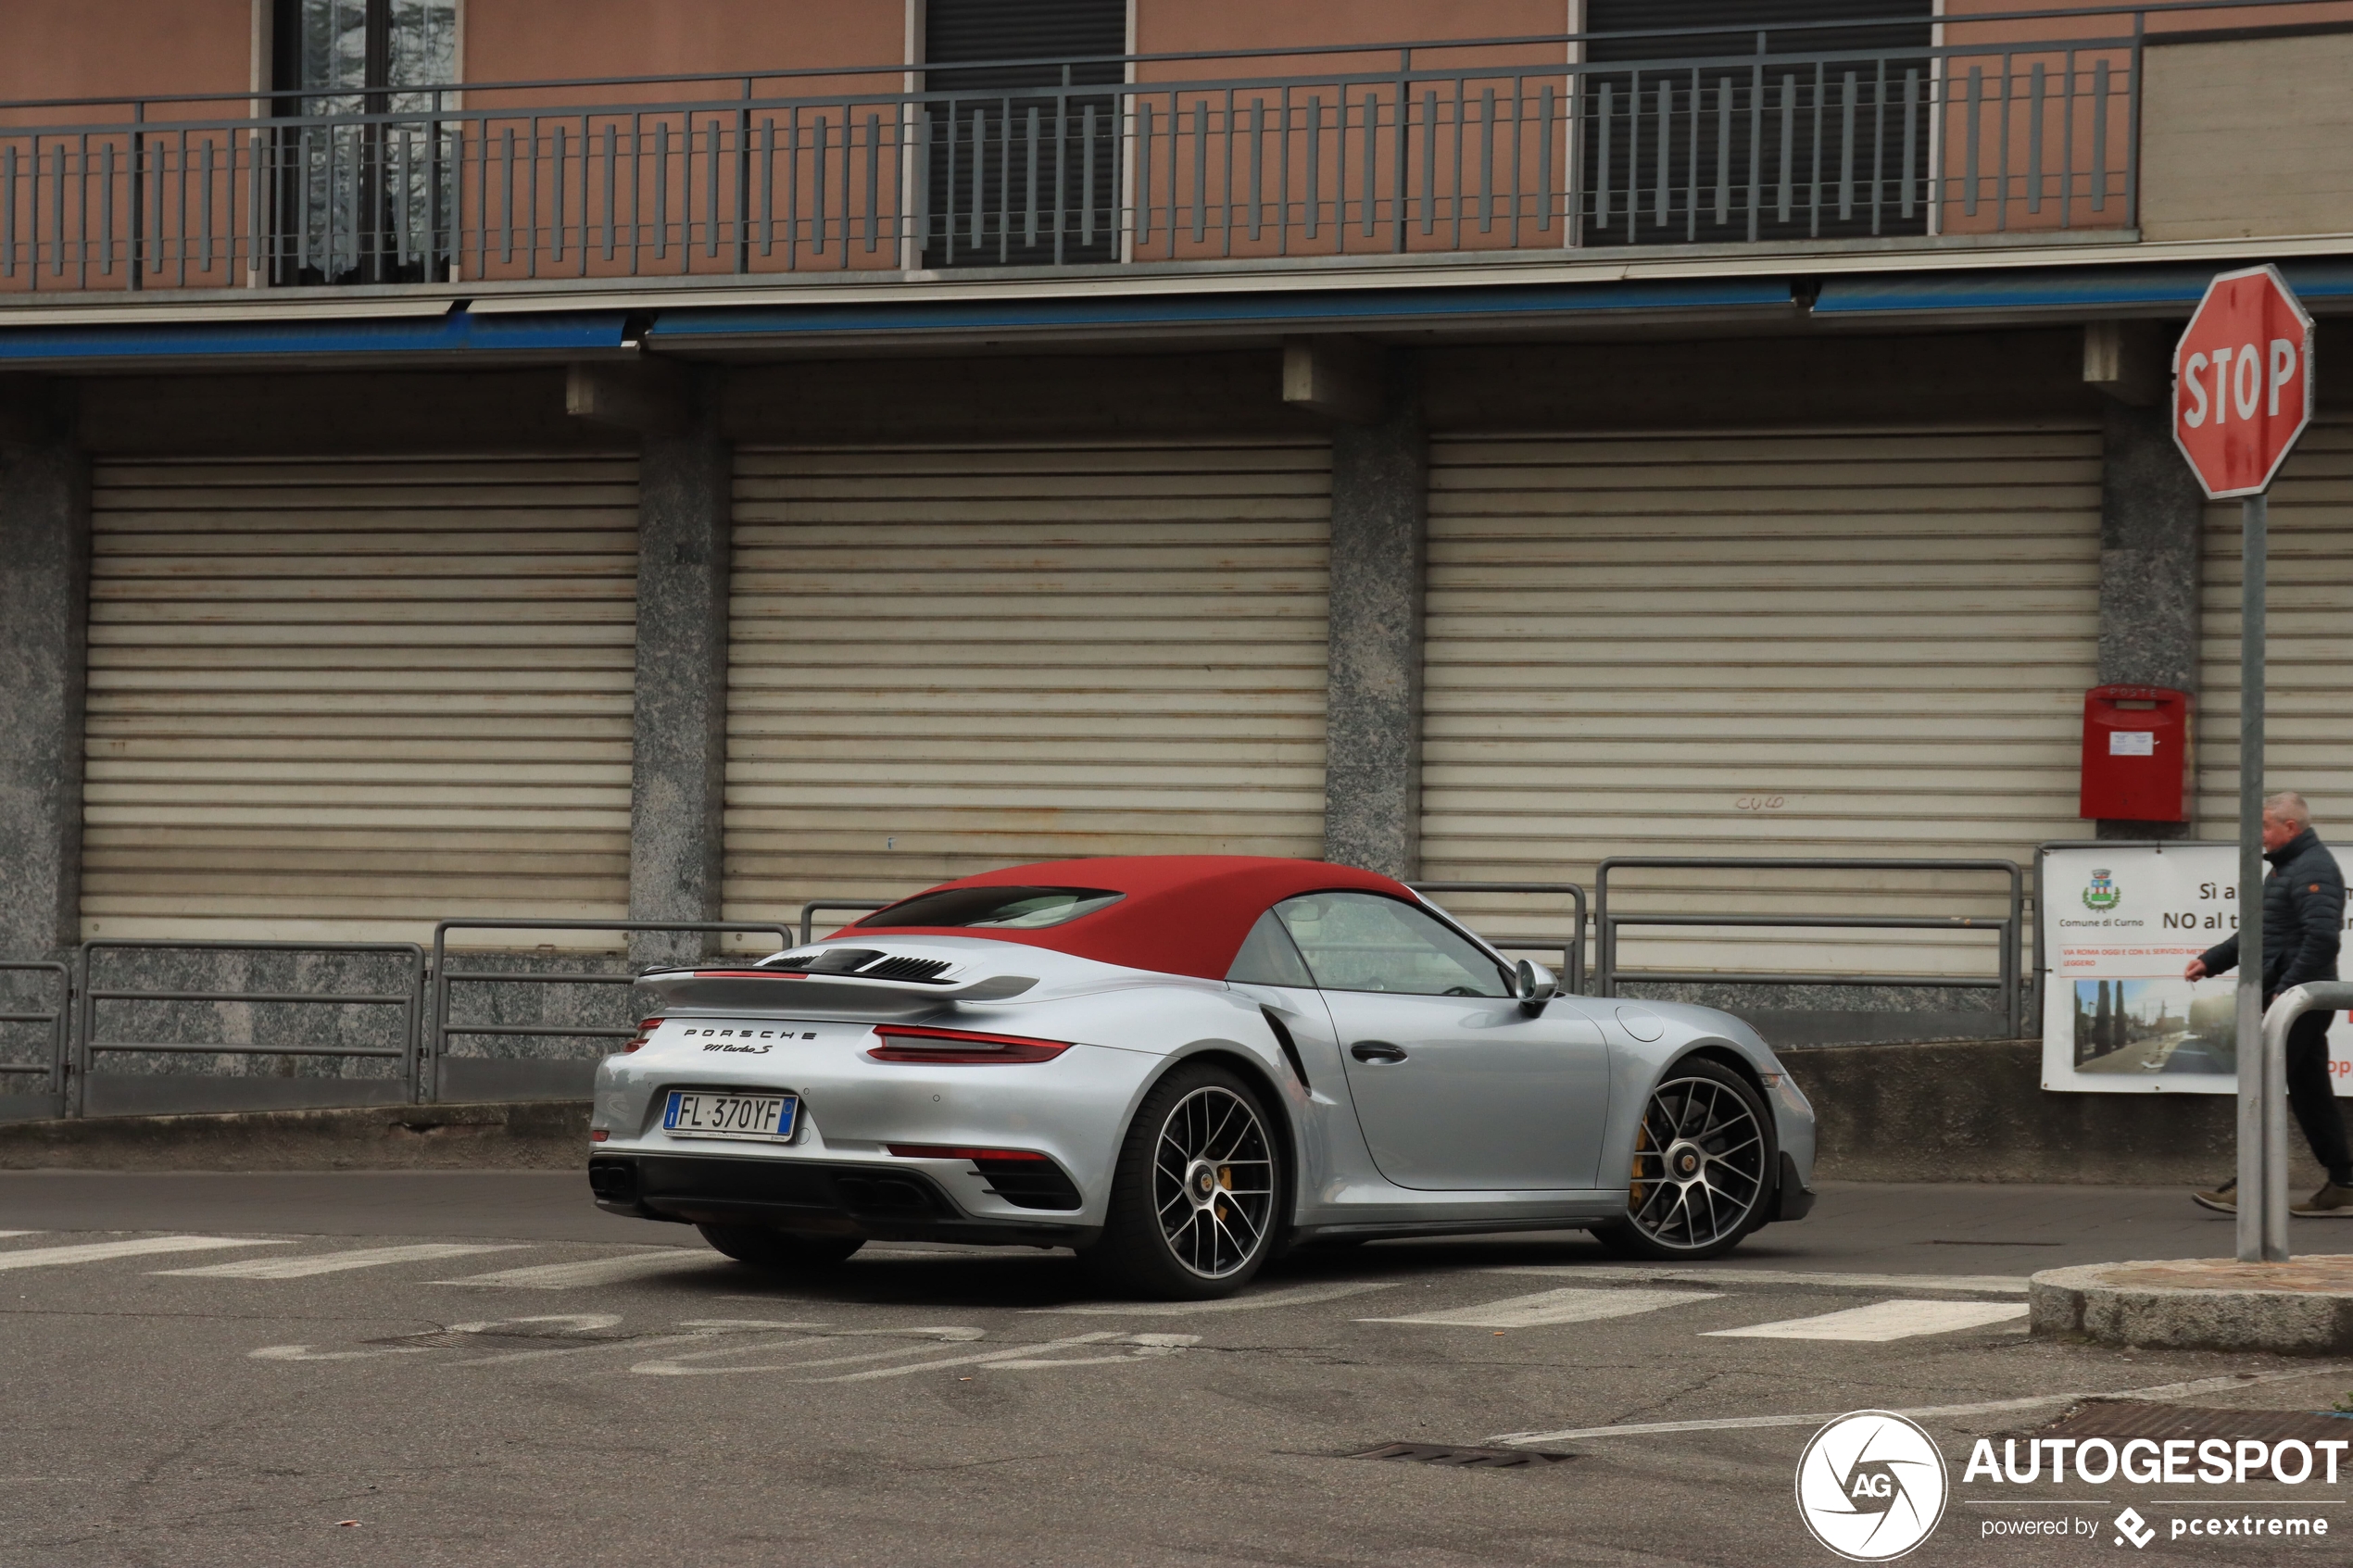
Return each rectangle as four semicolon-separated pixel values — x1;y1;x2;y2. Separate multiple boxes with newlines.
2082;869;2121;911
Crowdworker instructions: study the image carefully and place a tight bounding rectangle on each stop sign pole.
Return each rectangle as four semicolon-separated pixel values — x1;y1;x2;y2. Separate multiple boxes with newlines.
2171;264;2316;1263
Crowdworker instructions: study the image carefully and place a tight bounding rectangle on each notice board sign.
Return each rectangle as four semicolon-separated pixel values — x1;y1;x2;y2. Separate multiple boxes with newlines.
2042;845;2353;1095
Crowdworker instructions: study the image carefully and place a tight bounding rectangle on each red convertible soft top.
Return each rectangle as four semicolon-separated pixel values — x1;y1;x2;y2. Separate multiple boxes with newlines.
839;855;1412;981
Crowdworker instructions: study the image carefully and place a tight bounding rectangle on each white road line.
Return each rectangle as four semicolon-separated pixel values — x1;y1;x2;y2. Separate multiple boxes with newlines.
810;1333;1124;1382
1359;1286;1718;1329
431;1250;712;1288
1490;1265;2030;1296
0;1232;40;1241
1026;1281;1401;1316
157;1243;526;1279
1702;1298;2031;1343
630;1326;976;1376
0;1236;291;1273
1487;1366;2353;1447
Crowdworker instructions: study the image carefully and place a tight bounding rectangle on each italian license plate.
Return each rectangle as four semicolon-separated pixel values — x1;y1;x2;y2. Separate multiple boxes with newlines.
662;1089;798;1142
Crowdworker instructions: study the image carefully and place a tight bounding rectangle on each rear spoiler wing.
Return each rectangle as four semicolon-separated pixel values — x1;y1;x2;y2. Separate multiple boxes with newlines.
635;967;1038;1017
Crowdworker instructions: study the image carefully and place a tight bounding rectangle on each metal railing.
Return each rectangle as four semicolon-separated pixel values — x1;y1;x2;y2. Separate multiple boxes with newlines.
1594;857;2028;1039
1409;881;1588;995
0;961;72;1110
799;901;892;946
73;940;425;1117
0;0;2228;295
0;850;2053;1115
428;919;797;1099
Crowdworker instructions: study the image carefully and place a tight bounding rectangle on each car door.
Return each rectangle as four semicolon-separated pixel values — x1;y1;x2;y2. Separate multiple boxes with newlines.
1275;892;1613;1191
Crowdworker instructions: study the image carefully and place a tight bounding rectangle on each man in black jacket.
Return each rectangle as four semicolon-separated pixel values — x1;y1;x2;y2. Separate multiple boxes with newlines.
2187;792;2352;1215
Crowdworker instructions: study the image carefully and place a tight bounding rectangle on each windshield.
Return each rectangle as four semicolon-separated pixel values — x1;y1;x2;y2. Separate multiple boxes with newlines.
860;886;1126;930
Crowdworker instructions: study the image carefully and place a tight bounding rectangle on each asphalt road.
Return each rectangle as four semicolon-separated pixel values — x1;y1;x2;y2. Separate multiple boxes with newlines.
3;1174;2351;1568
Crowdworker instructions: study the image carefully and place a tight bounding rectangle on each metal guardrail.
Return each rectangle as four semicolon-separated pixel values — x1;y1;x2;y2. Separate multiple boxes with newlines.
428;919;796;1100
0;0;2208;293
1594;856;2028;1039
0;853;2056;1113
0;960;72;1110
2239;980;2353;1263
799;901;893;946
1408;881;1588;995
74;940;425;1116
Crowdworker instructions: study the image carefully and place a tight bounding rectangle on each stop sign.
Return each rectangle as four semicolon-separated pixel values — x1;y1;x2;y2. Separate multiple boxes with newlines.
2173;264;2315;500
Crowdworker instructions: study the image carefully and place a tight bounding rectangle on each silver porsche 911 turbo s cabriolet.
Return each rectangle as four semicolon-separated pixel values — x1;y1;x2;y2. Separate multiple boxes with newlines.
588;856;1817;1299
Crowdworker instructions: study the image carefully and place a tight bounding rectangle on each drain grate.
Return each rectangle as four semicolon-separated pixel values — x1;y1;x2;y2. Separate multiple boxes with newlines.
1344;1442;1571;1469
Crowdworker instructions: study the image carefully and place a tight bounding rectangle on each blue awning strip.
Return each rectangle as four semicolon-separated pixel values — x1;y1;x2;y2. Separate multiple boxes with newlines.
0;307;627;362
644;277;1795;341
1814;260;2353;316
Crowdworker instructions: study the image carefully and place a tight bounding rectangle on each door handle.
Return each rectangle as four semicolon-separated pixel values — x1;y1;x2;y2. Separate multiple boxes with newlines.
1350;1041;1408;1064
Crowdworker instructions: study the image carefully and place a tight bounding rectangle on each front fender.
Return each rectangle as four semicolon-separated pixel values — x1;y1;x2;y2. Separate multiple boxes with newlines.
1553;998;1817;1219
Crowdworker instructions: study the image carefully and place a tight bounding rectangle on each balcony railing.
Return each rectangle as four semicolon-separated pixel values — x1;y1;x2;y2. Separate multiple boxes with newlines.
0;7;2187;296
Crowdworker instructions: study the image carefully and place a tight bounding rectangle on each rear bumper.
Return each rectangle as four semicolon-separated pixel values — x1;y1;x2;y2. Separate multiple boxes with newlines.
589;1152;1102;1248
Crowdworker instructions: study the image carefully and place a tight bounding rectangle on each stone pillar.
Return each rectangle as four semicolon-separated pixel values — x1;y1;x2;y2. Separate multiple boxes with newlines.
622;374;731;964
0;379;90;958
1319;364;1428;879
2094;398;2207;840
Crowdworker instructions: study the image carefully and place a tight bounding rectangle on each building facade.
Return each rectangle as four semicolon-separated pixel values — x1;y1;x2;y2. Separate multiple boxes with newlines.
2;0;2350;1108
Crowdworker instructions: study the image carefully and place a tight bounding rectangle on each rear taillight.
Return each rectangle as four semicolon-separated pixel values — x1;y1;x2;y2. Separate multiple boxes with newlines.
866;1025;1070;1064
623;1018;663;1054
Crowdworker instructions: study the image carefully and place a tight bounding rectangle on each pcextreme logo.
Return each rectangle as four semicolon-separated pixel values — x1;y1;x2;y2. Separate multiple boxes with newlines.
1796;1411;1950;1561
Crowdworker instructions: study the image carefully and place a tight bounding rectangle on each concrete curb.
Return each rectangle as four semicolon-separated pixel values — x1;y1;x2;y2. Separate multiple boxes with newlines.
2030;1256;2353;1355
0;1101;589;1172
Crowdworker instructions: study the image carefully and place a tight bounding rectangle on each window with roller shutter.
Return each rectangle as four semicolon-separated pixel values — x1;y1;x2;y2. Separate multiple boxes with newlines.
1579;0;1935;245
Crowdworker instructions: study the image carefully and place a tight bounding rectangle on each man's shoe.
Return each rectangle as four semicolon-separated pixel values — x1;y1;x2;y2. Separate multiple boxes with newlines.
2192;1180;2238;1214
2291;1182;2353;1217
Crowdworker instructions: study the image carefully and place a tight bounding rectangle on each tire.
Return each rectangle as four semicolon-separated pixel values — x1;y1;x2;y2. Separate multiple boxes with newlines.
1592;1058;1777;1262
696;1224;863;1271
1082;1060;1286;1300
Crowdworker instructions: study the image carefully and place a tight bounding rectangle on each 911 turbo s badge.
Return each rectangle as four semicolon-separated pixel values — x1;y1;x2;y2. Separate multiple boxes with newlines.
686;1025;815;1055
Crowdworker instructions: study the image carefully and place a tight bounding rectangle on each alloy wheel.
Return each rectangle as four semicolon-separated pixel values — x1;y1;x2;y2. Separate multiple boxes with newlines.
1627;1073;1768;1251
1151;1085;1275;1278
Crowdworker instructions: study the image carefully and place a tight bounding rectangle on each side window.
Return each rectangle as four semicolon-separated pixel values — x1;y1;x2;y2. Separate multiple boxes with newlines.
1272;893;1511;997
1226;910;1317;988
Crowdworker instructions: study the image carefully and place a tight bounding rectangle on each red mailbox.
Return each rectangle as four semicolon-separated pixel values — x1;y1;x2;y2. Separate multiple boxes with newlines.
2079;685;2194;822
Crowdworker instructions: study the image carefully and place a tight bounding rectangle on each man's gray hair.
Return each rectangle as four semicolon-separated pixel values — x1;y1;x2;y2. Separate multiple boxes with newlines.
2265;790;2313;827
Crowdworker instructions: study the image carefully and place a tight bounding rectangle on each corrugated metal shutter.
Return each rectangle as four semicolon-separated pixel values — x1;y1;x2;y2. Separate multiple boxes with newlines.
82;456;637;943
1420;427;2102;982
1584;0;1931;58
923;0;1127;81
724;442;1329;928
2198;418;2353;829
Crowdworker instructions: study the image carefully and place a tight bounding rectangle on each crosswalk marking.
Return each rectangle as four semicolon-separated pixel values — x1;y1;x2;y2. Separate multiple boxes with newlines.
0;1236;292;1273
1359;1286;1718;1329
1026;1281;1400;1317
1701;1298;2030;1342
434;1250;712;1289
156;1243;525;1279
1491;1265;2029;1297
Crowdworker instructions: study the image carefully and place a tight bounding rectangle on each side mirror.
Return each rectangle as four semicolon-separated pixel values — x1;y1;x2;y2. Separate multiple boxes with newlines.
1514;959;1558;1014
